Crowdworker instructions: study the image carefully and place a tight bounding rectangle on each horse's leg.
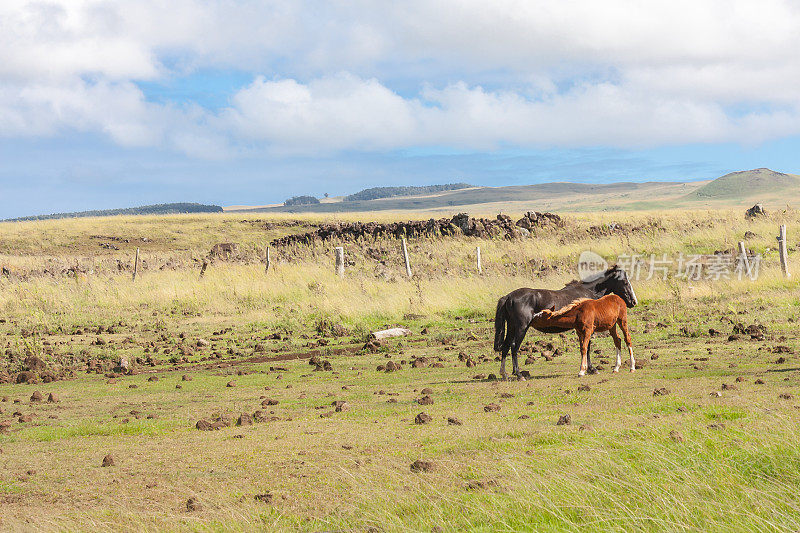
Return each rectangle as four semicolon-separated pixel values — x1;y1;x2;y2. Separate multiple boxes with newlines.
620;316;635;372
500;320;514;380
510;326;528;379
578;328;592;376
586;338;595;374
610;325;623;373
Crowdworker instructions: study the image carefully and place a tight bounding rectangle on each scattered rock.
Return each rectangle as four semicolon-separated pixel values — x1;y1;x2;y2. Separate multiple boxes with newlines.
483;403;501;413
755;378;765;385
447;416;463;426
254;492;273;504
669;430;684;443
556;414;571;426
721;383;737;391
745;203;766;219
47;393;59;403
577;384;591;392
653;387;670;396
101;454;114;467
16;371;37;384
237;413;253;426
196;419;223;431
410;460;435;473
779;393;794;400
465;479;498;490
29;391;43;402
414;412;433;425
417;395;434;405
226;381;236;387
186;497;202;512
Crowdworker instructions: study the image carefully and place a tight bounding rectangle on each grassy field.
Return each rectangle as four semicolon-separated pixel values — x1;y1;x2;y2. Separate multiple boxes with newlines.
1;207;800;531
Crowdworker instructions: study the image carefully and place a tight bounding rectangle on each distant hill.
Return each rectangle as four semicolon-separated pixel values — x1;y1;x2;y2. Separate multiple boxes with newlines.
689;168;800;199
243;181;696;214
7;203;223;222
345;183;472;202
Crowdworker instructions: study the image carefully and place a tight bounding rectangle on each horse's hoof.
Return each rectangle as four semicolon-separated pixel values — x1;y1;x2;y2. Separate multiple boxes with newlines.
630;368;636;373
518;376;526;382
613;368;620;373
578;370;586;377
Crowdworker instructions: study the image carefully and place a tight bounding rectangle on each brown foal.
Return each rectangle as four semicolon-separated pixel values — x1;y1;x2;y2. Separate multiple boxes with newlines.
530;294;634;376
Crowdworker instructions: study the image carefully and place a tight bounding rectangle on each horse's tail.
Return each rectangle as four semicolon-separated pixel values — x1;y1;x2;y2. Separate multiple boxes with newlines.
494;296;509;352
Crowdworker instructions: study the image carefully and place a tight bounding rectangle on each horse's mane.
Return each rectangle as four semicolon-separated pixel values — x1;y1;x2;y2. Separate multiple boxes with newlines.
561;265;620;289
549;298;591;317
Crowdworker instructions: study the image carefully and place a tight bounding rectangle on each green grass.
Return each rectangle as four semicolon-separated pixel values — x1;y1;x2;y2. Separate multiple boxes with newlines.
1;208;800;530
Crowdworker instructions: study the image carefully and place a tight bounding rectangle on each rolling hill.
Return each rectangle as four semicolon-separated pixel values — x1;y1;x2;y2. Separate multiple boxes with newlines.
231;168;799;215
688;168;800;200
6;203;223;222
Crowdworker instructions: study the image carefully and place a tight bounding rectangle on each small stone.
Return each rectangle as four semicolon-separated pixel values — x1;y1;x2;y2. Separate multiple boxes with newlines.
653;387;670;396
101;454;114;467
226;381;236;387
254;492;273;504
484;403;501;412
187;497;202;512
414;412;433;424
669;430;684;443
30;391;43;402
447;416;463;426
47;393;59;403
410;460;435;473
556;414;571;426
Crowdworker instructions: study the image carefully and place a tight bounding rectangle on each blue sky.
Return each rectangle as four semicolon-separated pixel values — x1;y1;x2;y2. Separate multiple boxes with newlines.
2;1;800;218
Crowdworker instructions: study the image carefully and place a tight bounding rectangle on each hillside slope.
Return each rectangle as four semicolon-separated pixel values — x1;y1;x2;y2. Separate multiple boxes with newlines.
688;168;800;200
244;181;697;214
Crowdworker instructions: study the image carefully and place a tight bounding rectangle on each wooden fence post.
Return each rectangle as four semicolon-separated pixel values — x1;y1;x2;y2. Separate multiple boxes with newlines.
778;224;791;278
265;246;271;273
132;247;139;282
401;238;412;277
335;247;345;276
476;246;482;274
737;241;750;277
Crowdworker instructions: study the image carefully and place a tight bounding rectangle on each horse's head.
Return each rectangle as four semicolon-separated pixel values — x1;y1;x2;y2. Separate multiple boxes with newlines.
596;265;638;308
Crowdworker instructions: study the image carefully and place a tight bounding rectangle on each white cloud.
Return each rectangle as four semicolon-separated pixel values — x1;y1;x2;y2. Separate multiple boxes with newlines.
2;0;800;155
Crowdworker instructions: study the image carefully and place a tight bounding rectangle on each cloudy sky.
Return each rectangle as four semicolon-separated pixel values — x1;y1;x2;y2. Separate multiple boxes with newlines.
2;1;800;217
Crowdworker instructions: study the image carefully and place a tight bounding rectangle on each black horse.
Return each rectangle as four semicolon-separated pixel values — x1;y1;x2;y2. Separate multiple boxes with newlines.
493;265;638;379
